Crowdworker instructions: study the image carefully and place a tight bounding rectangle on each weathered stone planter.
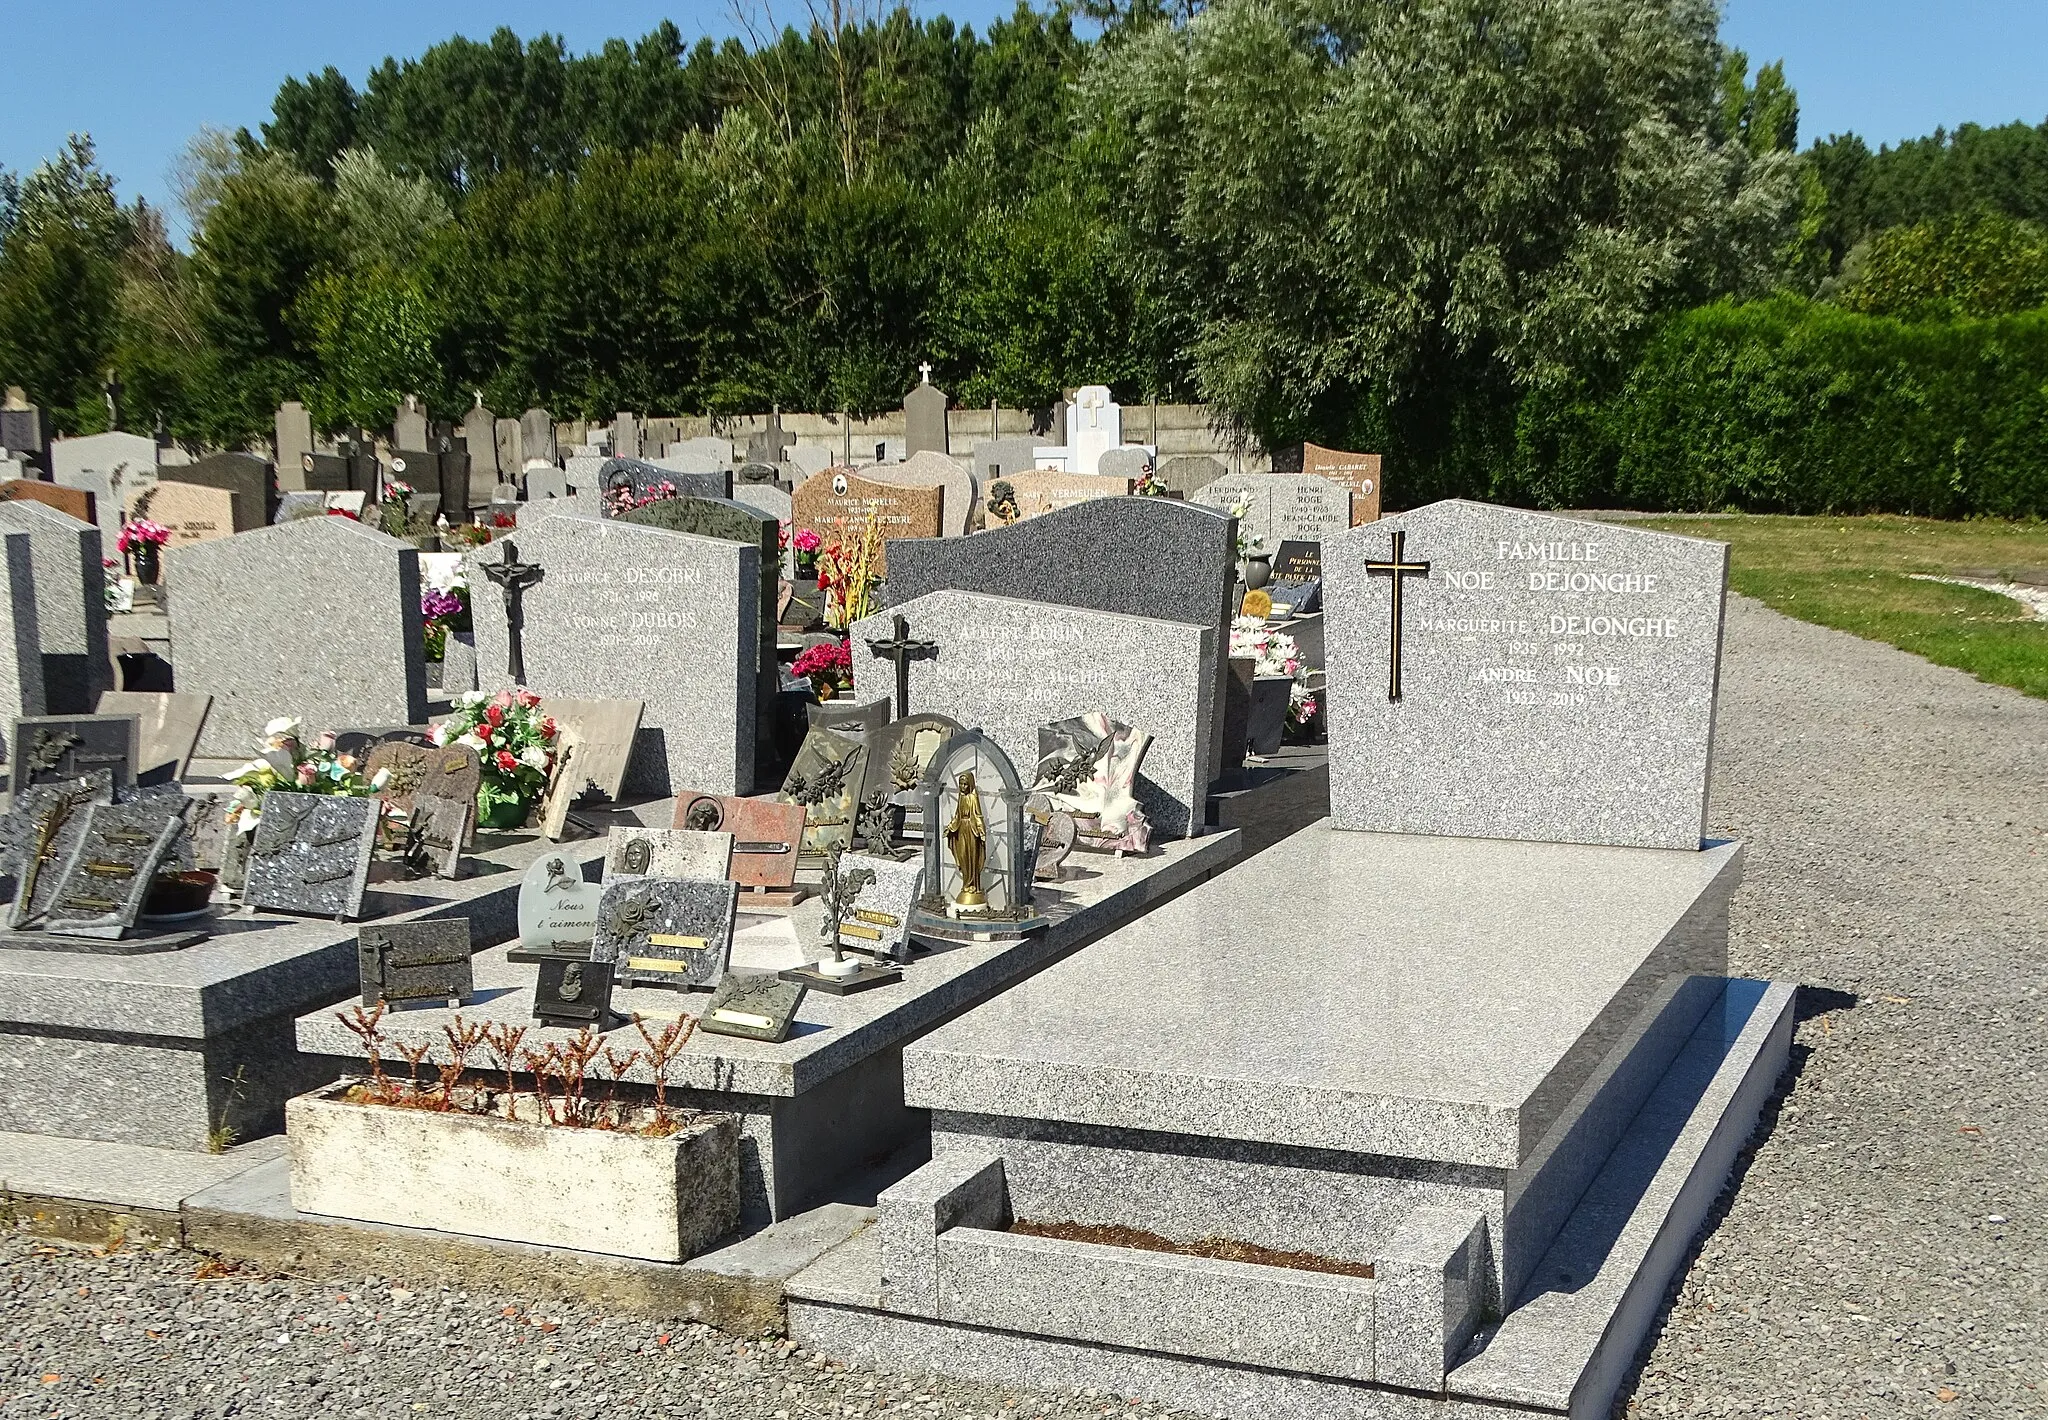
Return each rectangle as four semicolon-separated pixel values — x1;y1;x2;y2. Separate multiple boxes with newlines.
287;1081;740;1261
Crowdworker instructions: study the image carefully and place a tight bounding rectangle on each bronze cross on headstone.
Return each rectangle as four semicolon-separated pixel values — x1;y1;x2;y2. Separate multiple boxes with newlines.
1364;529;1430;703
482;540;546;686
863;614;938;719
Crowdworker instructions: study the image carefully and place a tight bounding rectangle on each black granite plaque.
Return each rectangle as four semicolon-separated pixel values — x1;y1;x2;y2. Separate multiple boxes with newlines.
5;771;116;929
242;792;380;919
42;796;191;939
534;956;614;1029
404;794;471;879
1271;539;1322;582
8;714;140;795
592;877;738;990
359;920;473;1008
699;971;806;1043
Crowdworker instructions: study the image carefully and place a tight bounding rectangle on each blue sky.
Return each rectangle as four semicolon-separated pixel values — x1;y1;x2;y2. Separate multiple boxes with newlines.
4;0;2045;235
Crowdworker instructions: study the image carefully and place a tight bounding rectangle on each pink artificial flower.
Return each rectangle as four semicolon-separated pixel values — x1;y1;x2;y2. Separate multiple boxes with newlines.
516;690;541;709
492;690;514;709
295;761;318;786
474;722;492;744
316;731;338;751
495;750;518;773
540;716;558;740
794;528;823;553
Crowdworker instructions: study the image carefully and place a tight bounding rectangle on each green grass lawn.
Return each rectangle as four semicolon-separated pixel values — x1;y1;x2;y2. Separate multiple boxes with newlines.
1629;515;2048;700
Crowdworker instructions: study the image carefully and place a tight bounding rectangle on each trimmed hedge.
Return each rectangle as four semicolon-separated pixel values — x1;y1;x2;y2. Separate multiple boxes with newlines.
1510;296;2048;519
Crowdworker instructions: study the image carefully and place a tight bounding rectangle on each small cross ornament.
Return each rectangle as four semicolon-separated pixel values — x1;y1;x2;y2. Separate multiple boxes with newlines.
1364;529;1431;703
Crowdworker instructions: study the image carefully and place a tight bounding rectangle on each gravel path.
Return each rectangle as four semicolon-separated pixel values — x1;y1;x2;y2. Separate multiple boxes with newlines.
1623;595;2048;1418
3;594;2043;1420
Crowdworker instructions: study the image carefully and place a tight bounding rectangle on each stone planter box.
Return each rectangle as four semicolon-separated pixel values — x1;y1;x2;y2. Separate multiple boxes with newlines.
287;1082;740;1261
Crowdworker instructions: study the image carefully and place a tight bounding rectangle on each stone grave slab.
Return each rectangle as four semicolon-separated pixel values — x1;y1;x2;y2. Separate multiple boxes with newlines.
39;794;189;939
730;483;791;527
1303;442;1383;523
1193;471;1352;549
9;713;138;794
519;409;556;466
1097;446;1154;479
790;468;942;573
526;467;571;501
275;403;314;489
905;379;949;456
96;691;211;779
832;851;922;963
172;517;428;757
673;793;805;893
0;529;38;740
241;791;380;920
0;501;111;714
1325;500;1728;850
600;827;734;884
124;481;239;557
469;521;755;796
359;919;473;1008
4;771;116;927
851;591;1216;838
158;452;273;530
460;402;499;487
601;457;729;503
863;451;973;537
0;478;93;523
592;877;739;990
50;432;157;554
534;697;644;804
273;491;326;523
779;726;868;858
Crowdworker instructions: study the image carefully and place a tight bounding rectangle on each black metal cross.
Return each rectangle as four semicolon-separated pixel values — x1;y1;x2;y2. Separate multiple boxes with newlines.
482;540;546;685
864;614;938;719
1364;529;1431;703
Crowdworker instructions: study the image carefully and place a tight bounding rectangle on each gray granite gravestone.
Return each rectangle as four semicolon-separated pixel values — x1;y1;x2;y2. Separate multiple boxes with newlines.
95;691;212;779
525;468;570;501
1195;471;1351;550
8;714;138;794
461;400;499;493
40;794;189;938
663;437;733;474
1155;453;1227;497
468;518;757;797
0;501;111;714
746;413;796;467
0;529;43;750
273;491;327;524
864;451;974;538
562;456;605;494
519;408;556;467
5;771;115;926
1324;500;1729;850
50;431;158;554
393;397;429;452
1098;446;1154;479
601;458;730;502
883;497;1237;781
613;412;642;460
241;791;379;919
593;876;740;989
833;851;923;962
494;417;522;477
905;378;948;456
169;517;429;757
159;451;274;529
850;591;1216;838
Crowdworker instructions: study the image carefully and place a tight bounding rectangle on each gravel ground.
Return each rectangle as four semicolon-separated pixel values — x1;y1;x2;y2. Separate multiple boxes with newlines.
3;594;2043;1420
1622;595;2048;1418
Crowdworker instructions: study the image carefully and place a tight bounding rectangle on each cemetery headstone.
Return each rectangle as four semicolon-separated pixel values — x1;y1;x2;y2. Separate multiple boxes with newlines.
662;437;733;475
1302;442;1384;524
1065;385;1122;475
0;501;111;713
779;725;867;858
0;530;45;747
494;418;523;478
171;517;429;756
516;851;601;954
519;408;556;467
358;919;473;1008
673;792;806;896
404;794;472;879
972;436;1039;487
791;444;832;479
0;392;50;471
613;412;642;460
50;431;158;553
1194;472;1352;550
561;456;605;493
125;482;238;558
301;453;351;493
0;478;93;524
1324;499;1729;849
393;396;429;452
241;791;380;919
1098;446;1154;480
789;467;942;574
461;399;499;493
39;794;189;939
904;372;949;456
525;468;569;501
158;451;273;529
593;877;739;990
95;691;211;779
601;457;729;502
985;471;1132;522
862;451;973;538
698;972;806;1043
736;461;782;486
533;956;614;1028
468;519;756;796
275;402;315;491
731;482;791;527
9;713;138;794
1155;454;1227;497
273;491;327;523
851;590;1217;838
1266;540;1324;617
745;412;796;466
600;827;734;884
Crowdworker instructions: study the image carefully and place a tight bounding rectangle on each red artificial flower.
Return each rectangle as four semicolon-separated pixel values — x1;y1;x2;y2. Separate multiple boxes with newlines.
474;722;492;744
540;716;558;739
496;750;518;773
484;704;505;727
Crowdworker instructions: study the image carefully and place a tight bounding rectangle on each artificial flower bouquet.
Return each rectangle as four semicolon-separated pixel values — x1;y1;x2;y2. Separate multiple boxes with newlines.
115;518;170;556
791;639;853;699
781;524;823;576
227;718;385;834
420;579;472;661
1229;617;1303;680
433;690;559;827
604;478;679;516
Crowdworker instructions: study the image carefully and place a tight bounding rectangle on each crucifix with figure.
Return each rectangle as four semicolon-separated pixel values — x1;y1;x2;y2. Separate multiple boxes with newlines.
864;614;938;719
1365;529;1430;703
482;540;546;685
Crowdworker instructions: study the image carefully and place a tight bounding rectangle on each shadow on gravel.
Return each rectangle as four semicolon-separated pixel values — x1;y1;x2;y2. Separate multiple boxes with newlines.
1604;1041;1817;1419
1795;984;1859;1022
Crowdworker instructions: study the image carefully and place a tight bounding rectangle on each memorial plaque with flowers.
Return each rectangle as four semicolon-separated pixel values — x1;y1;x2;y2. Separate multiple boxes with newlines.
431;690;560;830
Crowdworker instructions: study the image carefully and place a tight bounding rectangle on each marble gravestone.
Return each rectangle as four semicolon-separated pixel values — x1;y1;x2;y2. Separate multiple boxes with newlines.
517;851;601;953
1194;472;1352;550
159;451;273;530
983;471;1130;523
851;591;1216;839
8;714;139;794
1325;500;1728;850
832;851;923;963
1065;385;1121;475
241;791;380;919
519;409;557;467
50;431;159;555
468;519;757;797
885;497;1238;780
170;517;429;757
592;877;740;990
1303;442;1383;524
600;827;735;884
125;482;239;557
0;501;111;714
863;451;974;538
789;468;943;574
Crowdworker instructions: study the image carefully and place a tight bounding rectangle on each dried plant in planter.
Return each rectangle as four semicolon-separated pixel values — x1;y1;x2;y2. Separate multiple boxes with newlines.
328;1009;698;1137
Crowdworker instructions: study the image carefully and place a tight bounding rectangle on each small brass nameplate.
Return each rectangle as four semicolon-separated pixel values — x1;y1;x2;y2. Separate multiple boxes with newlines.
852;908;899;928
711;1008;775;1030
627;956;690;974
837;921;883;942
646;933;706;951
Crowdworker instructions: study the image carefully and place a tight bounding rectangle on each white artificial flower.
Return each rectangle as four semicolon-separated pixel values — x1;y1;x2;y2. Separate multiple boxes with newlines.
370;768;391;790
236;809;260;833
263;716;300;737
459;691;489;708
456;733;487;753
427;722;449;747
518;745;549;770
230;784;258;808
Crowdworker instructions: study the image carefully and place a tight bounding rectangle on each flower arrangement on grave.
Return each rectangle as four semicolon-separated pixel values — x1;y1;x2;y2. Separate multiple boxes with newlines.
1229;497;1265;559
604;479;679;516
1286;682;1320;733
101;556;132;613
818;513;882;630
446;519;494;548
1133;467;1164;497
227;718;386;833
335;1003;699;1136
420;582;471;661
117;517;171;583
1230;617;1303;679
791;639;854;699
781;524;823;577
433;690;559;828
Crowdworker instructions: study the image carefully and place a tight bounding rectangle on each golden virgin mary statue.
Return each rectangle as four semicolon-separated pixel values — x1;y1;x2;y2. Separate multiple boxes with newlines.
945;770;988;907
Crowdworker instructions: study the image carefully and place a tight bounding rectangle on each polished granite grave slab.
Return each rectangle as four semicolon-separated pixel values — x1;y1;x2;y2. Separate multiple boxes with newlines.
294;831;1239;1224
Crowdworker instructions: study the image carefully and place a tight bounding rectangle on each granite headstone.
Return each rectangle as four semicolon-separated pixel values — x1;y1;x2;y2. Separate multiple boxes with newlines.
0;501;111;713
